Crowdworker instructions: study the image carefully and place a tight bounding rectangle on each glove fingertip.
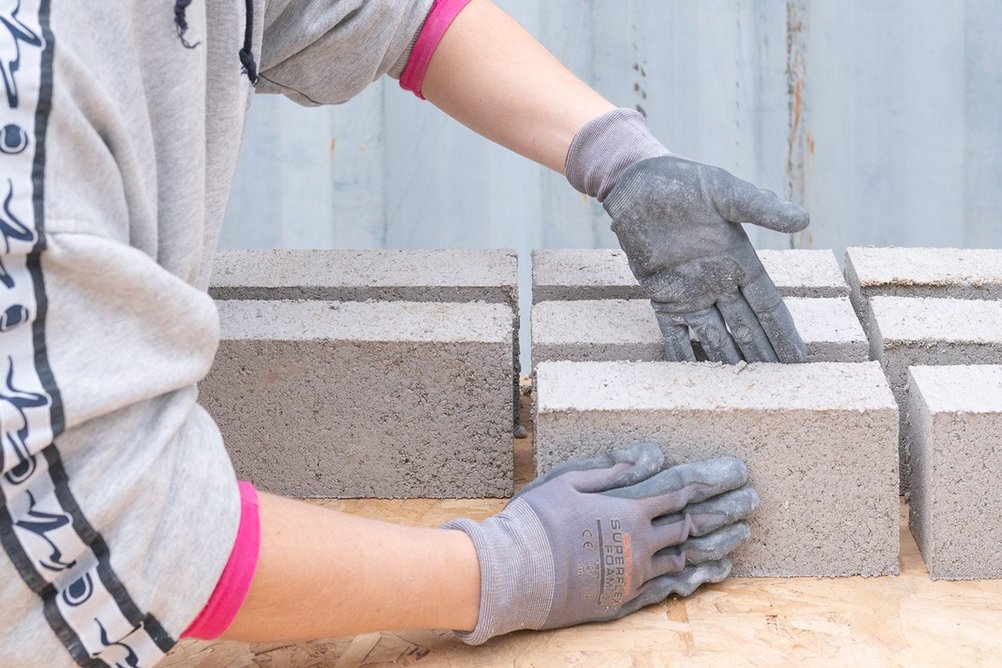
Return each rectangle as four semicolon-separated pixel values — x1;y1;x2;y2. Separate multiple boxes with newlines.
704;556;734;584
777;204;810;233
669;557;733;598
633;441;666;470
719;455;748;477
615;442;665;479
700;455;749;488
792;209;810;232
721;522;753;554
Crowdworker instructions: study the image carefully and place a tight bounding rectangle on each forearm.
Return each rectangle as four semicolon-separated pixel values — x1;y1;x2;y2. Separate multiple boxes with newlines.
421;0;614;173
222;492;480;641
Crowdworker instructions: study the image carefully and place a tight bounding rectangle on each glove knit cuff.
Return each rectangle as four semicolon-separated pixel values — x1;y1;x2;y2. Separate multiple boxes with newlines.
443;498;555;645
564;108;671;202
600;155;673;221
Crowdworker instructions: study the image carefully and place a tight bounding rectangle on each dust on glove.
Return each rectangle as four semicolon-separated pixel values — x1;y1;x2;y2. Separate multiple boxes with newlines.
565;108;811;364
604;155;810;363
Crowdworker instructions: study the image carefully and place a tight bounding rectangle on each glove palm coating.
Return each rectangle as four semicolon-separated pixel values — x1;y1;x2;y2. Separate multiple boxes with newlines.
445;443;758;644
604;156;810;363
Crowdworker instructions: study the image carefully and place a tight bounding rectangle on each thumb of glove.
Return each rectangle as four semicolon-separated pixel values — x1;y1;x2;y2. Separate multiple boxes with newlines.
712;169;810;233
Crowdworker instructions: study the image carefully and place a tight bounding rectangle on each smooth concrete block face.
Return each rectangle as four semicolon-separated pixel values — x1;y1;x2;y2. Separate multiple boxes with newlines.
907;366;1002;580
845;247;1002;329
531;248;848;303
210;248;518;305
867;297;1002;490
531;297;867;367
201;300;514;498
533;361;900;577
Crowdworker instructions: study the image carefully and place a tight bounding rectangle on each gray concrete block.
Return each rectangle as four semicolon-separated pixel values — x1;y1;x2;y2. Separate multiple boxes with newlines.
533;360;899;577
210;248;518;305
867;297;1002;491
531;248;848;303
201;299;514;498
531;297;867;367
845;247;1002;330
210;248;522;428
907;365;1002;580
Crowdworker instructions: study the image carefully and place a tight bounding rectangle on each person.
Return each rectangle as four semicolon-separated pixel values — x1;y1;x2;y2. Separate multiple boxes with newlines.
0;1;807;665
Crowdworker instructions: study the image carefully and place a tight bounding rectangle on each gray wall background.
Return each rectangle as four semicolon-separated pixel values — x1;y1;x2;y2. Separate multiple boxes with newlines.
220;0;1002;357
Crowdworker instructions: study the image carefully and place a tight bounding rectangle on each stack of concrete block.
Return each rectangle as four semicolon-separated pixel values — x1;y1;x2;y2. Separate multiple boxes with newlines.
211;248;520;306
529;249;901;577
532;297;868;367
844;247;1002;328
906;365;1002;579
202;249;518;498
213;248;523;427
844;248;1002;490
531;249;863;366
533;361;900;577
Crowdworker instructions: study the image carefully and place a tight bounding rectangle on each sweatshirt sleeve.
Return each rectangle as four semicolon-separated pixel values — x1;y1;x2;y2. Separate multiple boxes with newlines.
257;0;435;106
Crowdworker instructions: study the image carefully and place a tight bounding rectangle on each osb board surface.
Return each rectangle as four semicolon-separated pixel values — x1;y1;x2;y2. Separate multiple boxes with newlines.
162;500;1002;667
163;386;1002;667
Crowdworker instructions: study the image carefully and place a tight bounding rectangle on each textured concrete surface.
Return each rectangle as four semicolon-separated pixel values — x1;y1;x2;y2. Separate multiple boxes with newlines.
867;297;1002;491
201;300;514;498
531;297;867;367
845;247;1002;329
532;248;848;303
533;360;899;577
907;365;1002;580
210;248;522;428
210;249;518;305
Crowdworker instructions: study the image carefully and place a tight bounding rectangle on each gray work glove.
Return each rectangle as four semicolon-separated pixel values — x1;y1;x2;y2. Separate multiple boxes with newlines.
605;156;809;363
444;443;757;644
566;108;810;363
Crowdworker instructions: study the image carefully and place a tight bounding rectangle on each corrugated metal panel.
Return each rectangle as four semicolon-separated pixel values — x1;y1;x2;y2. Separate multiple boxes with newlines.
220;0;1002;356
223;0;1001;253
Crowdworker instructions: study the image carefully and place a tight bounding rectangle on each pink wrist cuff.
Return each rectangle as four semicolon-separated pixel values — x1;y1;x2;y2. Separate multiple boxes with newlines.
181;481;261;640
399;0;473;99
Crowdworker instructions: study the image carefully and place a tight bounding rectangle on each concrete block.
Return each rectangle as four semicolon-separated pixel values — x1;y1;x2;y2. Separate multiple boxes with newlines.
201;299;514;498
867;297;1002;490
907;365;1002;580
210;248;522;428
533;360;899;577
210;248;518;305
532;248;848;303
531;297;867;367
845;247;1002;329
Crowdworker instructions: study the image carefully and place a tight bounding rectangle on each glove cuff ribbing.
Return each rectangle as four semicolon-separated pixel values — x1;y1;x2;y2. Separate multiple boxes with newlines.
564;108;671;202
443;498;555;645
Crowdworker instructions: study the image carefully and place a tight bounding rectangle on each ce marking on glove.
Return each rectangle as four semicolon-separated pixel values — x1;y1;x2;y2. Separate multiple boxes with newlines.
580;528;595;550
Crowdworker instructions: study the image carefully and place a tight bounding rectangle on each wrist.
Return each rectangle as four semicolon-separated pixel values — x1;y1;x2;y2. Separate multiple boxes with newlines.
433;526;482;632
443;499;555;645
564;108;671;202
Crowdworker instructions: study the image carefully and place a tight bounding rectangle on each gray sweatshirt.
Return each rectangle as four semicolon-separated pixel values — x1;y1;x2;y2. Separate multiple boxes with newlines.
0;1;432;665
